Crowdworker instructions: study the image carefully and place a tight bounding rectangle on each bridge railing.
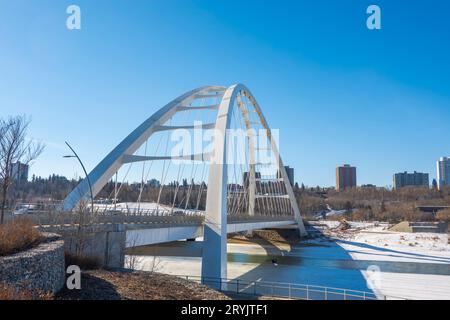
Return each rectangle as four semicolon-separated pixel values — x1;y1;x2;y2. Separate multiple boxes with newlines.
26;212;205;227
227;215;295;223
176;275;405;300
11;210;294;228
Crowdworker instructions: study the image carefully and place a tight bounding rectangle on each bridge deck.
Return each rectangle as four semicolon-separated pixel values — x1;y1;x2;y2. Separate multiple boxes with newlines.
32;212;297;247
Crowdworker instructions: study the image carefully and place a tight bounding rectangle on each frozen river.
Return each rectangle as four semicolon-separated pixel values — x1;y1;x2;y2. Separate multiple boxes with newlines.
131;225;450;300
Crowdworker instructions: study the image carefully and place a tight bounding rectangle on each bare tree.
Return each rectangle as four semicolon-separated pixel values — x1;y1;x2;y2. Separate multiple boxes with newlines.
124;233;161;272
124;233;144;270
0;116;44;224
70;199;94;256
145;254;161;273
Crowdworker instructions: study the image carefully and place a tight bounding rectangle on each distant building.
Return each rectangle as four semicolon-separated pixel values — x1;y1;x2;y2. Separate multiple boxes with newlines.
277;166;294;186
361;184;376;188
336;164;357;191
393;171;429;189
146;179;161;188
243;171;261;188
432;178;438;189
437;157;450;190
285;166;295;187
11;162;29;182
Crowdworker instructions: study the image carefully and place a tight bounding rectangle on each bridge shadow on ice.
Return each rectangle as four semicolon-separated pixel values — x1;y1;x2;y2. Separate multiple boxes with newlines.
226;226;376;299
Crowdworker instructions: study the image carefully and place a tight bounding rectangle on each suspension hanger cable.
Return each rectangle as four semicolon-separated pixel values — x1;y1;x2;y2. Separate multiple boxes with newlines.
156;117;173;215
137;139;148;214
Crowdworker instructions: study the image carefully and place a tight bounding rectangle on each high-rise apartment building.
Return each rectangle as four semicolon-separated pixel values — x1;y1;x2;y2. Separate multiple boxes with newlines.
437;157;450;190
393;171;429;189
336;164;357;191
277;166;295;187
11;161;29;182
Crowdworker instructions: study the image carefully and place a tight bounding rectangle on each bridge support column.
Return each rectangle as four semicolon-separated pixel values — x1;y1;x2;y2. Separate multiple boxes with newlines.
201;164;228;290
201;86;236;289
202;223;227;289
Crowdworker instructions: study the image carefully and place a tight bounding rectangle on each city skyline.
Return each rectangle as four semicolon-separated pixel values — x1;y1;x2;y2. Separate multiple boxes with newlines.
1;1;449;187
22;159;448;190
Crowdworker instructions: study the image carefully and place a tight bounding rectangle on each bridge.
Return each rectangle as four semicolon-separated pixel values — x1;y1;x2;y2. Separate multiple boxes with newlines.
59;84;306;286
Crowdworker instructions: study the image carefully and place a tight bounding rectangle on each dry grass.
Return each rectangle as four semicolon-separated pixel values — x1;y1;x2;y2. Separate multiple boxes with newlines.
0;218;42;256
0;282;53;300
56;270;230;300
0;283;34;300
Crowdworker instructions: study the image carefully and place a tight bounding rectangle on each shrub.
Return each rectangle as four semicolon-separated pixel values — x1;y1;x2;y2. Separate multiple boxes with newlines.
64;252;101;270
0;218;42;256
436;209;450;222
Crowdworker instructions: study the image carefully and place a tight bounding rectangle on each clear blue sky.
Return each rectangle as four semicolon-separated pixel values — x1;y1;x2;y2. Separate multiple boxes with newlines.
1;0;449;187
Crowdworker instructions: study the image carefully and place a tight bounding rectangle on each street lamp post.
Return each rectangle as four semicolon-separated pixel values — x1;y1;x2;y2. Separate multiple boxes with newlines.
63;141;94;214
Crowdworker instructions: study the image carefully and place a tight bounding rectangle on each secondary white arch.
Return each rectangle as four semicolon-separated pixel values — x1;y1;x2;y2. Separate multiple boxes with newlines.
62;85;226;211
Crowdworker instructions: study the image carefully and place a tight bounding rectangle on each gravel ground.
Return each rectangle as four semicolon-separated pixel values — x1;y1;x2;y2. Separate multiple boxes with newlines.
56;270;230;300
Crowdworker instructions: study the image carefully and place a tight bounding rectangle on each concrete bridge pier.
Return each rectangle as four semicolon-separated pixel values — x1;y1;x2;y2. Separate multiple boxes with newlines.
201;223;227;290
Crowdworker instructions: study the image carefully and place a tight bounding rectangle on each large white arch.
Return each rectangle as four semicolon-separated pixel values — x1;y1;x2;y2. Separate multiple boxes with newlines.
62;84;307;283
201;84;306;284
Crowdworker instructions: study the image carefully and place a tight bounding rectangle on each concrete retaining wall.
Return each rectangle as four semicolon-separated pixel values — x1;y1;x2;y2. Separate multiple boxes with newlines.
42;224;126;269
390;221;448;233
411;222;448;233
0;233;65;294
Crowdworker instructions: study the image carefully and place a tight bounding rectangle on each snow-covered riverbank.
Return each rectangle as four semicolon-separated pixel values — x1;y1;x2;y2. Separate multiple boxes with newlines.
314;221;450;299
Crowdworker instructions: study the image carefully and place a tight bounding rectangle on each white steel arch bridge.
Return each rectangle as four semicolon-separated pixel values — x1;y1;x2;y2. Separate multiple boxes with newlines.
62;84;307;283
